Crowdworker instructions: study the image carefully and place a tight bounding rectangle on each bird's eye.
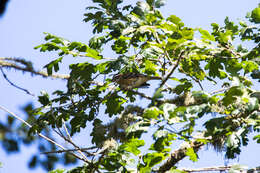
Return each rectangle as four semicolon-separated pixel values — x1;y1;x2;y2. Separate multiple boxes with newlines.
112;75;119;81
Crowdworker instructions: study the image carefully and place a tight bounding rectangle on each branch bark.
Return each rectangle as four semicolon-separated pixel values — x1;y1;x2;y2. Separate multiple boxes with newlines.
178;165;260;172
158;140;204;172
0;57;69;79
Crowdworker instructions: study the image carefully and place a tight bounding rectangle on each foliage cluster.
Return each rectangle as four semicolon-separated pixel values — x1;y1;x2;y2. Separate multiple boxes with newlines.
1;0;259;172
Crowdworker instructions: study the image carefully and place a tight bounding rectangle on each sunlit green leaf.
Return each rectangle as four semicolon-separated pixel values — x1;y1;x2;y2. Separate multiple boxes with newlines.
120;138;145;155
185;147;198;162
199;28;215;41
251;6;260;23
143;107;161;119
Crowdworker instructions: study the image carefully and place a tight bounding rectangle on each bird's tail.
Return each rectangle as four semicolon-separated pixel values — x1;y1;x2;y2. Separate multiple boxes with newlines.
149;76;162;80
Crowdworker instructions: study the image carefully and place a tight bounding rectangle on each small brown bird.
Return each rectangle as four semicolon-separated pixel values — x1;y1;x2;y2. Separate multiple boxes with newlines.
112;72;161;90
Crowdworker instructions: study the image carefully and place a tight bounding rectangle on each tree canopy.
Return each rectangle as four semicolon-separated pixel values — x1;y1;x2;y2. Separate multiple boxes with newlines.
0;0;260;172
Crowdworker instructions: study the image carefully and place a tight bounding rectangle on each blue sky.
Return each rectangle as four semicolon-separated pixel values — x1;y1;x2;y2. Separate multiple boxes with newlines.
0;0;259;172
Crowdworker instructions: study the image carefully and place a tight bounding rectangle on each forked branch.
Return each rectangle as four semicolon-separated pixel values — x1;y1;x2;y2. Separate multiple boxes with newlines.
0;105;90;163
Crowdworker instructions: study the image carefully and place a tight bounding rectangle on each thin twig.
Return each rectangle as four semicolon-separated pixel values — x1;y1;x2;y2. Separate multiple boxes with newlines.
160;51;185;88
62;120;90;160
0;67;35;96
180;165;232;172
210;88;228;95
53;124;89;162
41;147;97;155
130;90;153;100
0;105;88;163
63;120;72;140
184;73;204;91
179;165;260;172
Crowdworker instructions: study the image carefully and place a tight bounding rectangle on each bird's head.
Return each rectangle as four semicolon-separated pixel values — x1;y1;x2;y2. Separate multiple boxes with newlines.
112;74;122;82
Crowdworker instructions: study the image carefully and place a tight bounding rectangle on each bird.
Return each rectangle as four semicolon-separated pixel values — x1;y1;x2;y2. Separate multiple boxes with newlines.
112;72;162;90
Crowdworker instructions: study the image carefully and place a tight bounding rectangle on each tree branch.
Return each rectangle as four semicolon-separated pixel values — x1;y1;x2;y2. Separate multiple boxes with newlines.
41;147;97;155
0;105;90;163
0;67;35;96
179;165;260;172
52;126;89;162
160;51;185;88
0;57;69;79
180;165;232;172
158;140;204;172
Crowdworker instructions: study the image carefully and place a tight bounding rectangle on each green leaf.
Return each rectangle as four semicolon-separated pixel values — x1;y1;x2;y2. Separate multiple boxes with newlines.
69;62;96;81
120;138;145;155
154;0;166;8
38;91;50;106
48;169;66;173
253;134;260;143
85;47;102;59
111;37;128;54
251;6;260;23
44;57;63;75
226;132;240;148
151;131;176;152
242;61;259;73
167;15;183;26
162;103;177;120
185;147;198;162
144;59;157;75
146;0;155;7
219;30;232;44
173;82;192;95
199;28;215;41
143;152;165;167
222;86;244;106
224;17;239;35
167;168;187;173
143;107;161;119
105;94;126;117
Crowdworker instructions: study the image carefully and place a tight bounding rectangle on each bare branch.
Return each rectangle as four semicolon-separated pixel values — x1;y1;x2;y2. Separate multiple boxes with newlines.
179;165;260;172
41;147;97;155
210;88;227;95
53;127;90;162
130;90;153;100
0;67;35;96
0;57;69;79
180;165;232;172
62;120;90;160
188;74;204;91
0;105;89;163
